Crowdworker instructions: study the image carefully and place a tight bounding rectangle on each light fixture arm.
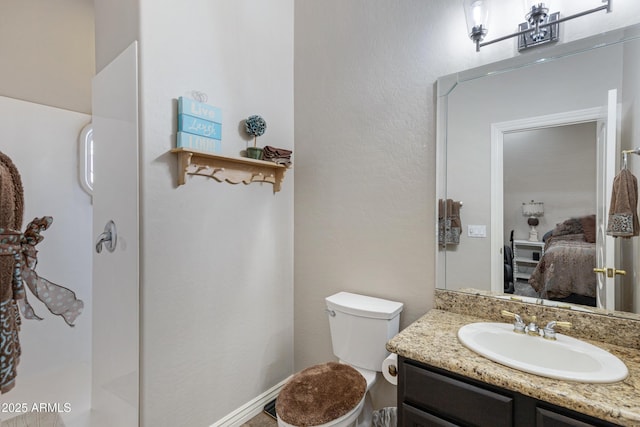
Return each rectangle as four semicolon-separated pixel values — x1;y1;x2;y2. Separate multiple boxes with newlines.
475;0;611;52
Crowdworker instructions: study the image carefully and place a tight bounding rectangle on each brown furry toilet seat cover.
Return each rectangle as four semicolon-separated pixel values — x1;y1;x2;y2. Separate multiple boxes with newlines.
276;362;366;426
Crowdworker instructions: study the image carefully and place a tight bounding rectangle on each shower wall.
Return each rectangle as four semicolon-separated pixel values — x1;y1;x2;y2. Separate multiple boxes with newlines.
90;42;139;427
0;96;92;427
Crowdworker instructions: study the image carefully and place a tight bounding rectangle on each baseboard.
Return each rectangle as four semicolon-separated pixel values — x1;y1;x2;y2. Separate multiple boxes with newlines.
210;376;291;427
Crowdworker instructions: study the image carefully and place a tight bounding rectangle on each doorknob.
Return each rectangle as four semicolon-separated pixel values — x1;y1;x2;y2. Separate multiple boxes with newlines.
593;267;626;278
96;220;117;253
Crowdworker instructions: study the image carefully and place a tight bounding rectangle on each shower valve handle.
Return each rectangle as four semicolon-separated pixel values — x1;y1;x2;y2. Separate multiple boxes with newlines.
95;220;117;254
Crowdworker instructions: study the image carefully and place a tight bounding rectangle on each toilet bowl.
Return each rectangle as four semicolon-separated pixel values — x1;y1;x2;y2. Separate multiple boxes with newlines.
275;292;403;427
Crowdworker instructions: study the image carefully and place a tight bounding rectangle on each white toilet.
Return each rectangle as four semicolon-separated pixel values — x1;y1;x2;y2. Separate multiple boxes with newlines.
276;292;403;427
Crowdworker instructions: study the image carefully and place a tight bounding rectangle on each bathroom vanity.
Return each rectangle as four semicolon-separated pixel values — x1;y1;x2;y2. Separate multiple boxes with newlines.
386;291;640;427
399;358;620;426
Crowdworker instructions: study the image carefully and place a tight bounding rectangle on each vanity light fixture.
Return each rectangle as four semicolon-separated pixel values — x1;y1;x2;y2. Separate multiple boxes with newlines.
463;0;611;52
522;200;544;242
463;0;490;47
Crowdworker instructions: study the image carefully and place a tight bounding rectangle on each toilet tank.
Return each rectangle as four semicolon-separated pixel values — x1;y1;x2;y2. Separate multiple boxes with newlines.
325;292;403;372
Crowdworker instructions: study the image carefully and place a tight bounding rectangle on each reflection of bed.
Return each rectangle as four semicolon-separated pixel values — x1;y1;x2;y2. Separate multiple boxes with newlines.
528;215;597;306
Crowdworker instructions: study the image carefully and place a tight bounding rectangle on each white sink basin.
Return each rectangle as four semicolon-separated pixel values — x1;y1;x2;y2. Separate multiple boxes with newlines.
457;322;628;383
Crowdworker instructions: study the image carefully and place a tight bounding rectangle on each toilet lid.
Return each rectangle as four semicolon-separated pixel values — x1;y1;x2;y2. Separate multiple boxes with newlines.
276;362;366;426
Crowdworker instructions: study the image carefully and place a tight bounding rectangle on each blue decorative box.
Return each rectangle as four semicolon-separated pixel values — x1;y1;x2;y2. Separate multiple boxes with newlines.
176;132;221;153
178;97;222;123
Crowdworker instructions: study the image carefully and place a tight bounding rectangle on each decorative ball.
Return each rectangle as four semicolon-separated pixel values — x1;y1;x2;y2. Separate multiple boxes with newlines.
245;115;267;137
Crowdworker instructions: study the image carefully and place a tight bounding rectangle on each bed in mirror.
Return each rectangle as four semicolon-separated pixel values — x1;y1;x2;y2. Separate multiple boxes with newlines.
436;23;640;318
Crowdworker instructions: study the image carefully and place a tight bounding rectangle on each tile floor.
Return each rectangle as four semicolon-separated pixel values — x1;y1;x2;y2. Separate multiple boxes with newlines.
0;405;274;427
242;411;277;426
0;412;65;427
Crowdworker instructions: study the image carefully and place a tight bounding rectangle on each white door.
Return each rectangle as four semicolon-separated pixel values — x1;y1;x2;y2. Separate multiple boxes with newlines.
595;89;619;310
91;42;139;427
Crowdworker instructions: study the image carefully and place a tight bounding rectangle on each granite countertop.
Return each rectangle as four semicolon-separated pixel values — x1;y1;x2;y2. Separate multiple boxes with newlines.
387;309;640;426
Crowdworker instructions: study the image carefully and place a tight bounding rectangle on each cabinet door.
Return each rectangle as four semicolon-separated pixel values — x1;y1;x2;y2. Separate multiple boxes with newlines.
402;404;460;427
403;364;513;427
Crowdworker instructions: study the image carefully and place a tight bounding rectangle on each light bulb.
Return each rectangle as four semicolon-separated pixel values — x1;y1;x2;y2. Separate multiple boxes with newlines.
463;0;490;41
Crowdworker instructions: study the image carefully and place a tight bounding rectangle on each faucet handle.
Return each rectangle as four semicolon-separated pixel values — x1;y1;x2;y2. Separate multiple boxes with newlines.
501;310;526;334
542;320;573;340
500;309;520;321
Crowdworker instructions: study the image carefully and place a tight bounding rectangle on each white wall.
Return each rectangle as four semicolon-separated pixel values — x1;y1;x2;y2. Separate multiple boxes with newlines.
137;1;294;425
0;97;92;426
293;0;640;410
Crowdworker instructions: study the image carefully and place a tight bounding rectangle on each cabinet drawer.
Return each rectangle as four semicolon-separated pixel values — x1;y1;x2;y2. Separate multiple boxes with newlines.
402;403;460;427
403;363;513;427
536;407;613;427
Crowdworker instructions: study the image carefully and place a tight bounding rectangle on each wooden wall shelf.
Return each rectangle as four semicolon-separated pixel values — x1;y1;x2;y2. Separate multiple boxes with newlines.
171;148;287;192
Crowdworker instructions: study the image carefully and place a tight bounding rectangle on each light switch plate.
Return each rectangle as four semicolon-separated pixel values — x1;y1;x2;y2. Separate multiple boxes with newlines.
468;225;487;238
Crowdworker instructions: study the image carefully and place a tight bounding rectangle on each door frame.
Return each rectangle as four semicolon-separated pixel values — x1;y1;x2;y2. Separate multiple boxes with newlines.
490;107;607;295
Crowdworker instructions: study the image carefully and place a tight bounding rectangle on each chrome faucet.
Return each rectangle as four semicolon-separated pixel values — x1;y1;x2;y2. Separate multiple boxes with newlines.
502;310;573;340
502;310;542;336
525;315;540;336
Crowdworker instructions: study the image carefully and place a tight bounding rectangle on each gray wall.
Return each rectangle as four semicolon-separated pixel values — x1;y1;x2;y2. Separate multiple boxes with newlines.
503;123;598;242
94;0;139;73
294;0;440;408
620;37;640;312
0;0;94;113
136;2;294;425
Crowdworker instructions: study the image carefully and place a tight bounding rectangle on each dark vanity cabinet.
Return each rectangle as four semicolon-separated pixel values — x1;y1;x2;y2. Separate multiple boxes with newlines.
398;357;621;427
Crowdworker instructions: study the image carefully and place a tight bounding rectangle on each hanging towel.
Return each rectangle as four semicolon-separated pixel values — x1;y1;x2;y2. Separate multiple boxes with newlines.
263;145;293;167
0;151;24;394
0;152;84;394
607;168;639;237
438;199;462;246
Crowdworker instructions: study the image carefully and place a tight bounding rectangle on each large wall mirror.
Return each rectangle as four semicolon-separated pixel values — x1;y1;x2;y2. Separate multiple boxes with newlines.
436;23;640;318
